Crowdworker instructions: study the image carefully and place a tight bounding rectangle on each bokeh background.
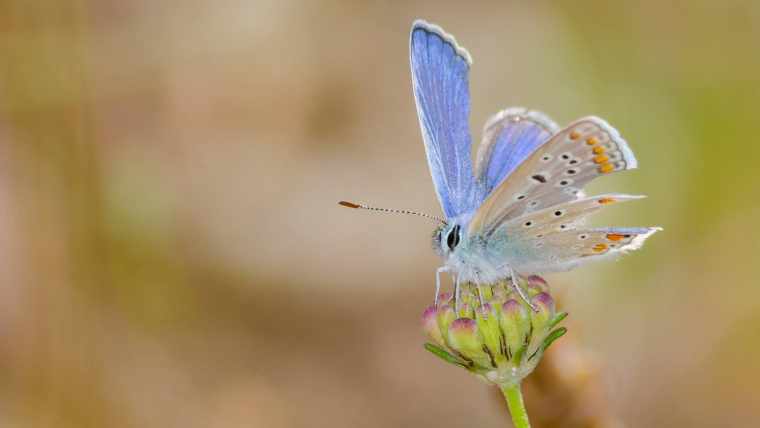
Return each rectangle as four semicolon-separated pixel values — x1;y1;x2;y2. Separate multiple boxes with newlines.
1;1;759;427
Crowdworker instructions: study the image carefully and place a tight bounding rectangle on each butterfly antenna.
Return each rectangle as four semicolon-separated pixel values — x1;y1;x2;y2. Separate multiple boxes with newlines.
339;200;447;225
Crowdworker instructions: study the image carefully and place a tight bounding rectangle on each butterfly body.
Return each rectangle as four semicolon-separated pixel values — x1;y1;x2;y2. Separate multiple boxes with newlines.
434;221;542;285
410;20;660;290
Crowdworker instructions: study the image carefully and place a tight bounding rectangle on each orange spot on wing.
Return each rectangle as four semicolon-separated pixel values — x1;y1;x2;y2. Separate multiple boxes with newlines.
597;197;616;204
606;233;625;241
593;154;609;164
592;146;605;154
599;163;615;173
592;243;608;252
586;136;599;145
569;130;581;140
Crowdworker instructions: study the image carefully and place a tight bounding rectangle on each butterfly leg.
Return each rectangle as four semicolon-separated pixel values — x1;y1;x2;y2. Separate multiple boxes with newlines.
476;283;486;308
509;268;538;312
434;266;450;306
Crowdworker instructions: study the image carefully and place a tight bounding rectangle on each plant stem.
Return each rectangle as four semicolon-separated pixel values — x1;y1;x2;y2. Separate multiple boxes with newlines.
500;383;531;428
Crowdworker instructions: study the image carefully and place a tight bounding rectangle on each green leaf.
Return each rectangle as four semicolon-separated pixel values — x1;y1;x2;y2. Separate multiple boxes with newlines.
424;343;466;367
547;311;568;330
541;327;567;351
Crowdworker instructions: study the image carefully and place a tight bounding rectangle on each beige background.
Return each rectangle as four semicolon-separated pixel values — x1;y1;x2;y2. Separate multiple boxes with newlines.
1;1;759;427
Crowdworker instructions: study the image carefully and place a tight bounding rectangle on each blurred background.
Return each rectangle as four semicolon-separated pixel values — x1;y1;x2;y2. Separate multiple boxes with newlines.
1;1;759;427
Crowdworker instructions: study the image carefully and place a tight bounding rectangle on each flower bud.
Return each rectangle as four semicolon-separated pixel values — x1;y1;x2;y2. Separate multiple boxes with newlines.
422;305;445;347
447;318;477;344
437;304;456;334
532;291;555;326
526;275;549;296
475;304;502;362
500;299;531;362
421;277;567;387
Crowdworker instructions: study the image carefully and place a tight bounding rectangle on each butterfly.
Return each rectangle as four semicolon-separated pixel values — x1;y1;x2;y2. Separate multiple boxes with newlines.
342;20;660;309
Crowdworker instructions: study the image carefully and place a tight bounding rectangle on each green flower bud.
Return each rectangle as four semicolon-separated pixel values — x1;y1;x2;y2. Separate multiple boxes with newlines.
422;277;567;387
526;275;549;296
475;304;503;363
436;304;456;336
447;318;492;368
422;306;445;347
500;299;531;363
530;292;555;335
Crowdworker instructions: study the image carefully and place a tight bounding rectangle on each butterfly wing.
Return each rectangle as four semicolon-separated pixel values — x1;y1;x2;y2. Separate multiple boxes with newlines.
410;20;477;219
468;116;638;234
474;107;558;198
499;226;661;274
490;193;660;270
497;193;647;239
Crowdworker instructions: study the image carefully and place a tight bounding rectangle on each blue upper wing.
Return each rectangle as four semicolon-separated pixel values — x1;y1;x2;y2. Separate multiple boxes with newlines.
410;20;477;219
474;108;559;197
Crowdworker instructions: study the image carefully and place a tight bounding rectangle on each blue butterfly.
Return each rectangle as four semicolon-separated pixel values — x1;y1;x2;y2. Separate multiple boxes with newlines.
343;20;660;308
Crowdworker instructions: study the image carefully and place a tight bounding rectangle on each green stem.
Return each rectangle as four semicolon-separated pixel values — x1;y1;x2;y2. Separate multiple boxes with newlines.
500;383;531;428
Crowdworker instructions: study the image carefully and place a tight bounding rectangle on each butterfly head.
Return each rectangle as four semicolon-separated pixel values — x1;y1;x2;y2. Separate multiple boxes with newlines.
432;223;464;258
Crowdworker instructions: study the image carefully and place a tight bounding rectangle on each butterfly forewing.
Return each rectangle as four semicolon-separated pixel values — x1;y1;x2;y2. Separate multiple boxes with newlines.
410;20;478;219
469;117;638;235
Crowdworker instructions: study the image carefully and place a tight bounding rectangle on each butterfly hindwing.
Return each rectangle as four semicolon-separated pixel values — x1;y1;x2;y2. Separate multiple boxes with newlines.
498;193;646;240
474;107;558;198
410;20;477;219
469;116;637;234
515;227;661;273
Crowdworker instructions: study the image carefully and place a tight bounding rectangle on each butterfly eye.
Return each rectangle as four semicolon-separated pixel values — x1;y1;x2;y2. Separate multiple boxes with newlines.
446;225;461;251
